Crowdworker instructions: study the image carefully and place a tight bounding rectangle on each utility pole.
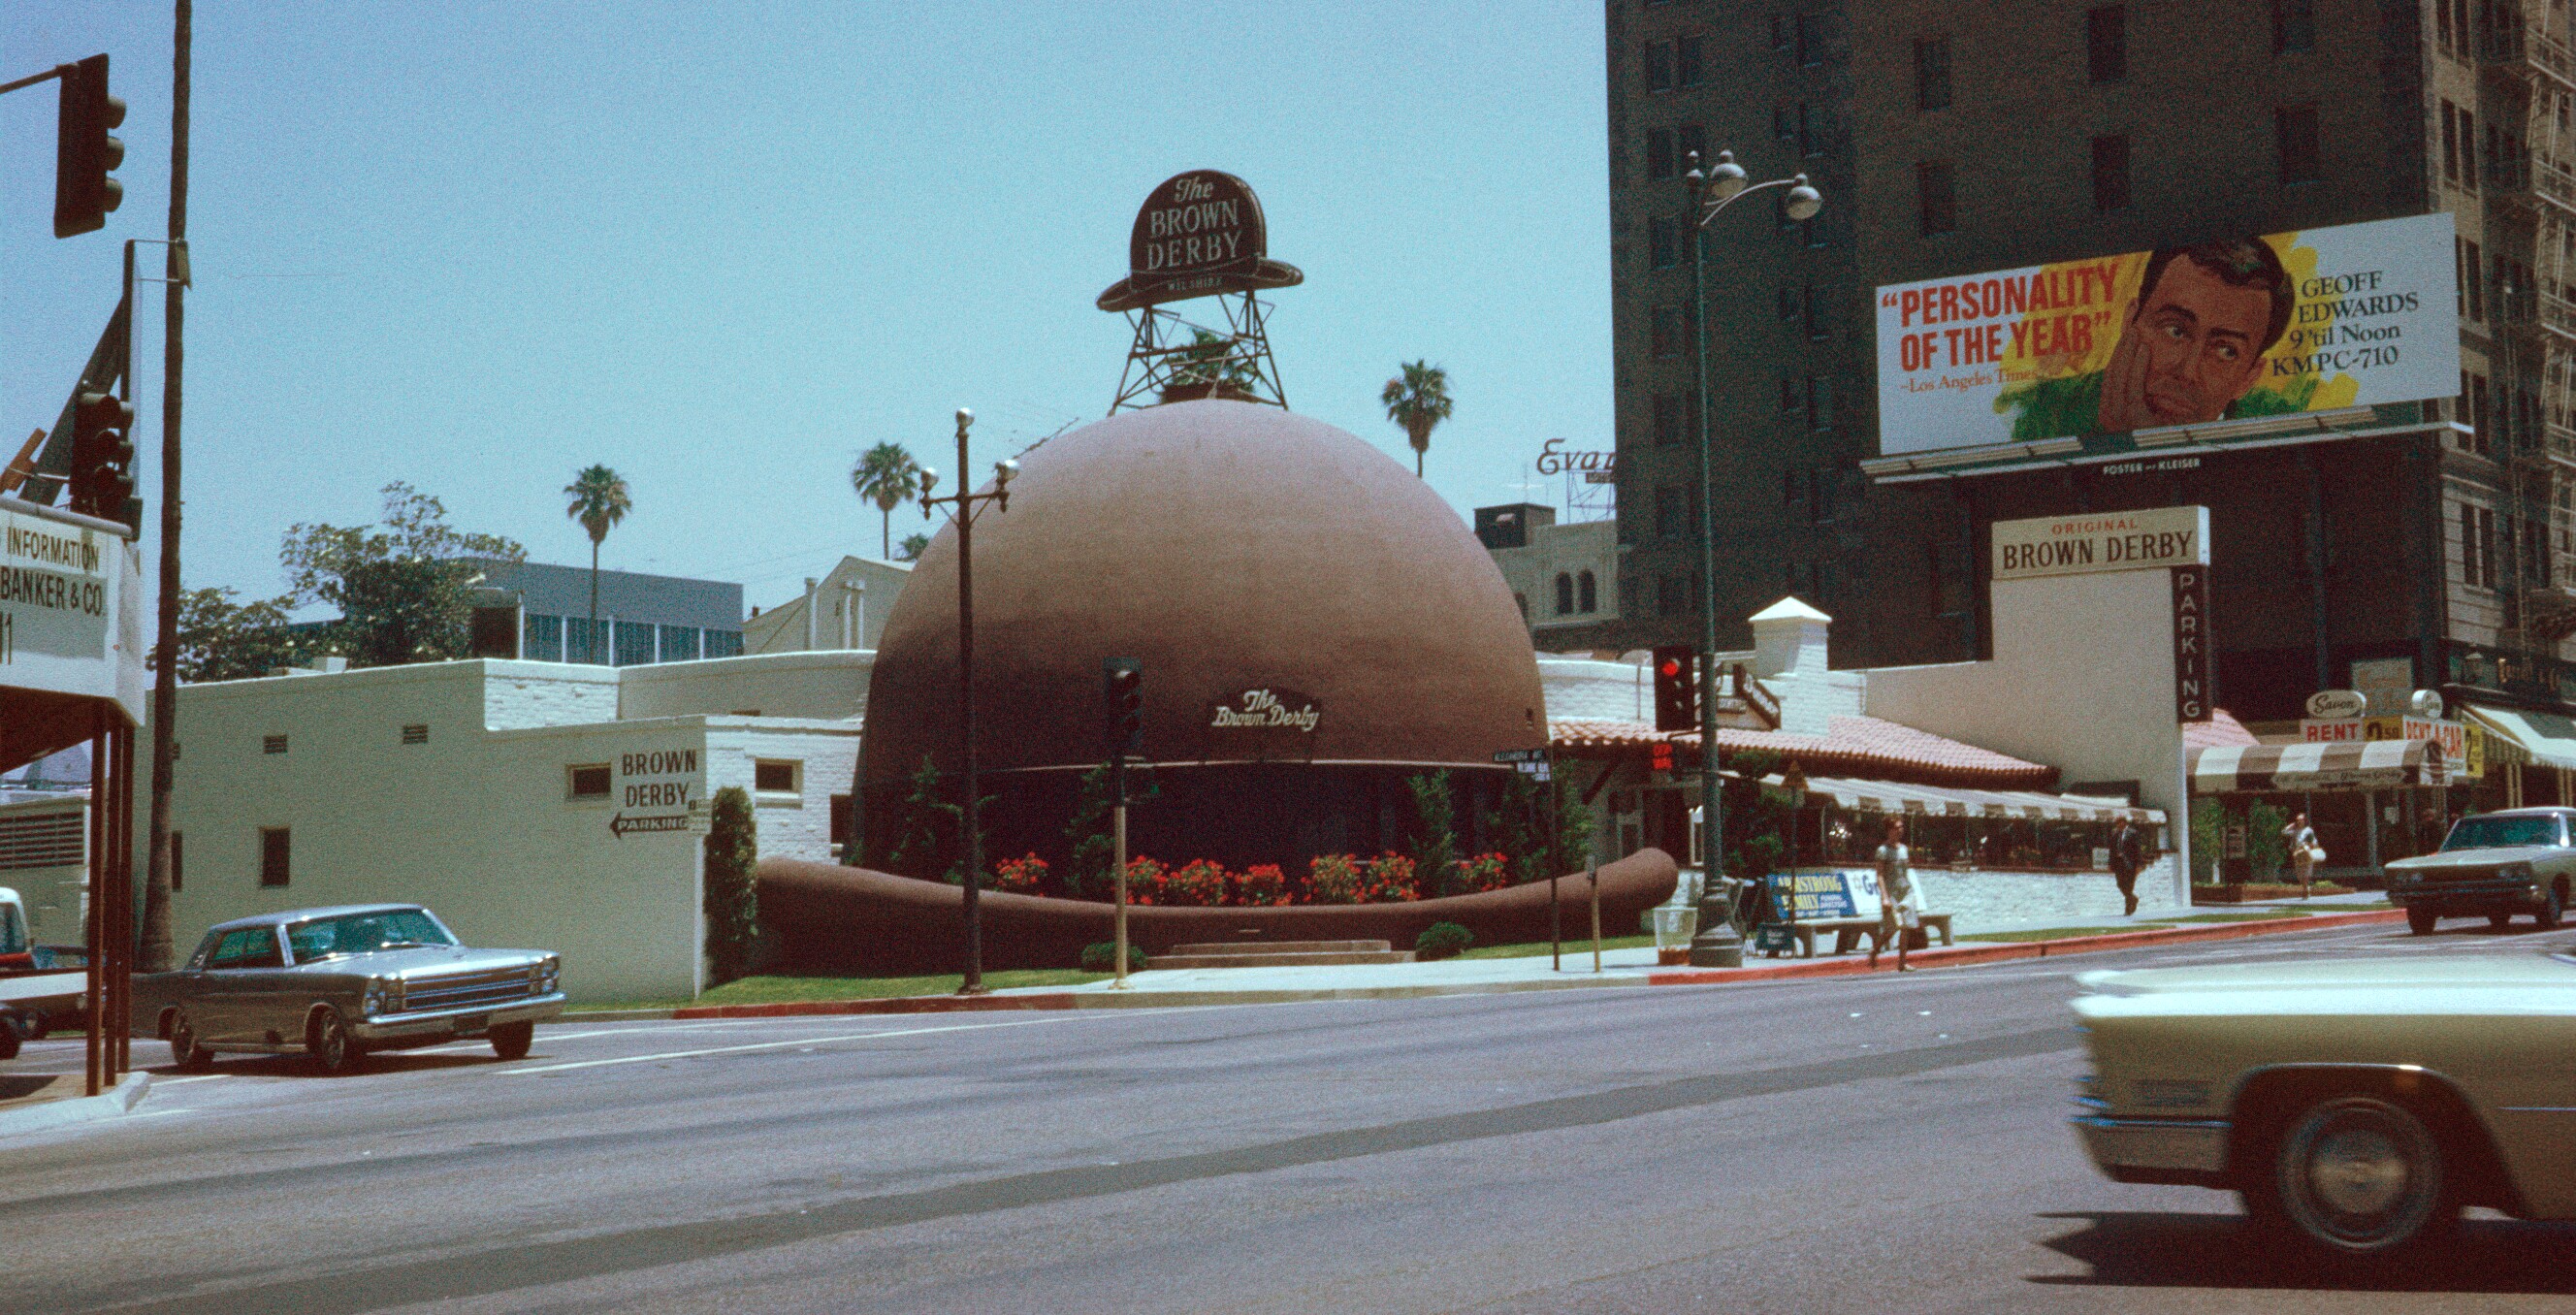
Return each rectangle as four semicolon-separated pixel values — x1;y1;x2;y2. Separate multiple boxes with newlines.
143;0;189;973
919;411;1016;994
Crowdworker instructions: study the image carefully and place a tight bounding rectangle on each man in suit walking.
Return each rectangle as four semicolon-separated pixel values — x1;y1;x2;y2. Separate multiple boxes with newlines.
2110;816;2146;916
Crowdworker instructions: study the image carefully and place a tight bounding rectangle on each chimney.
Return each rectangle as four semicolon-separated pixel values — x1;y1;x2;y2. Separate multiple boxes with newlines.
803;577;819;651
1748;596;1832;682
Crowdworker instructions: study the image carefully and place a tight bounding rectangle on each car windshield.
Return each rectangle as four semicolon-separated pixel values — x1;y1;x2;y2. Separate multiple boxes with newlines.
0;903;26;956
283;910;456;962
2441;815;2565;851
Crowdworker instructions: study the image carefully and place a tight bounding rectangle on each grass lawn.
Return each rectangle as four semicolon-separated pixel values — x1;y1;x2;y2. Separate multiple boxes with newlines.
567;969;1111;1012
1456;934;1658;960
1961;925;2174;943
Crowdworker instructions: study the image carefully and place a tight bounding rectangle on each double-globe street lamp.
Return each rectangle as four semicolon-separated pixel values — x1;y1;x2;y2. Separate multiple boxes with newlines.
919;407;1019;994
1683;150;1823;970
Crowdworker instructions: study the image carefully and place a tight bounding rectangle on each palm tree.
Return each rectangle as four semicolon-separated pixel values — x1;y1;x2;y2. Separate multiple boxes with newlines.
1380;361;1455;478
564;465;631;656
851;442;924;558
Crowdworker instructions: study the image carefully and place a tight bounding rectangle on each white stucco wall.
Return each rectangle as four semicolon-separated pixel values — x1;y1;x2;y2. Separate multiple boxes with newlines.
0;795;89;945
1863;569;2191;909
157;659;858;1003
620;651;871;722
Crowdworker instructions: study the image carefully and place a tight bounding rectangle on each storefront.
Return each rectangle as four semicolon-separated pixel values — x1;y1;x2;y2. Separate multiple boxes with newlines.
2188;739;2448;882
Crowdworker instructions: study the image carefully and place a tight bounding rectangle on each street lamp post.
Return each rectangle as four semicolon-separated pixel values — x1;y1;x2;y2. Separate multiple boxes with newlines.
1683;150;1823;970
919;408;1019;994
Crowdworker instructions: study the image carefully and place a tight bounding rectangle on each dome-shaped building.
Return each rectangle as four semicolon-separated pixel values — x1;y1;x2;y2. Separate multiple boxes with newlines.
860;399;1548;875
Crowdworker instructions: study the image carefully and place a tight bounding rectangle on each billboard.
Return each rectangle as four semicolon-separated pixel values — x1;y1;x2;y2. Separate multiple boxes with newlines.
1875;213;2460;457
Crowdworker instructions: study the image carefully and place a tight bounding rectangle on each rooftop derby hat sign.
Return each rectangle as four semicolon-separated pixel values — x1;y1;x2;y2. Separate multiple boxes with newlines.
1098;171;1304;312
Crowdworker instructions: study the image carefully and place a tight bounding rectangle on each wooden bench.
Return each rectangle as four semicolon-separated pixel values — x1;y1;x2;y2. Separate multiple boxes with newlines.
1763;913;1956;958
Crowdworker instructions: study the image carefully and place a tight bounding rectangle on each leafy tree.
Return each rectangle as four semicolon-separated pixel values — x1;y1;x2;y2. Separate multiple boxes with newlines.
563;465;632;642
1060;763;1160;899
1405;771;1460;896
851;442;925;559
1163;328;1261;401
880;756;993;884
894;531;930;563
277;482;525;668
703;786;759;985
162;586;312;683
1379;360;1455;478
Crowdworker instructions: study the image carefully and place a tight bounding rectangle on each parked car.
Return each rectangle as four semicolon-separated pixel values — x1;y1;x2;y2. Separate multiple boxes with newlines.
136;904;564;1074
2070;950;2576;1259
2384;807;2576;934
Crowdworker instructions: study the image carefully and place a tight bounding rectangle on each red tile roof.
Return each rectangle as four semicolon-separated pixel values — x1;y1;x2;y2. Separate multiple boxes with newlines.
2182;708;2259;750
1552;716;2057;791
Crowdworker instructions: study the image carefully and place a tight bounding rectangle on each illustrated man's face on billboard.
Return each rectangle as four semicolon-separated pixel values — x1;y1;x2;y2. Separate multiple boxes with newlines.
2096;255;2277;432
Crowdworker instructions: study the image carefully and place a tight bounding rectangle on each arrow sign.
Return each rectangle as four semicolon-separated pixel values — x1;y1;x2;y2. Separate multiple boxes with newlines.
609;813;692;839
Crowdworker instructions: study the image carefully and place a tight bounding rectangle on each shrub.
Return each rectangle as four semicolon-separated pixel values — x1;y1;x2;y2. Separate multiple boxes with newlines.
1080;942;1147;973
1452;851;1512;894
1406;771;1459;894
1236;863;1289;907
1164;858;1229;907
1122;855;1168;905
1415;922;1473;960
703;786;759;986
1308;853;1365;905
990;852;1048;895
1357;852;1421;903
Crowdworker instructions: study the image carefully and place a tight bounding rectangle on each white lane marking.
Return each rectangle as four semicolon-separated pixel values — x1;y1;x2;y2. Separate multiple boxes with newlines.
501;1016;1079;1074
153;1074;229;1085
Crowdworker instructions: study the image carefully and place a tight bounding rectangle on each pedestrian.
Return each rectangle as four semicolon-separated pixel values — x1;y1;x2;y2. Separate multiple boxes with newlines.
2109;815;2145;916
2282;811;2321;898
1870;817;1919;972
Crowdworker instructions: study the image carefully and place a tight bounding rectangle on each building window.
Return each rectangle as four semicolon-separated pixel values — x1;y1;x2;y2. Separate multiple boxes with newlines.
1914;37;1951;111
1653;392;1688;447
1578;569;1598;613
401;723;429;746
523;613;564;662
1644;40;1674;92
2441;101;2461;183
2271;0;2315;53
1779;373;1804;416
259;827;291;888
2275;104;2321;183
2463;239;2486;319
1648;215;1679;270
1657;572;1687;619
1770;14;1791;50
1554;572;1576;616
1916;161;1956;236
1807;374;1833;430
1796;13;1826;66
704;630;745;658
755;759;801;796
2438;0;2456;53
1803;283;1828;340
2091;134;2131;211
1657;485;1688;540
1675;123;1705;175
614;620;657;666
262;734;288;755
1676;33;1702;86
2459;106;2477;191
565;617;606;665
1651;305;1685;358
567;764;611;800
658;624;702;663
2086;6;2125;84
1772;104;1793;143
1646;128;1675;181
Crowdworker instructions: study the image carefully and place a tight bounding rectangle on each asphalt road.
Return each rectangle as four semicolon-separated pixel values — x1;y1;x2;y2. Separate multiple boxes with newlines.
3;920;2573;1314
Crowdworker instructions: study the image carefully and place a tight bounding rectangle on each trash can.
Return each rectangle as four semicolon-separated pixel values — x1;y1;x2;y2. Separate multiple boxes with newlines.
1651;906;1698;966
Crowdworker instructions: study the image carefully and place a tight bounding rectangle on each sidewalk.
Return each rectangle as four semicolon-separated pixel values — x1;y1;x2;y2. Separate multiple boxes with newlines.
0;1071;150;1139
650;903;2403;1019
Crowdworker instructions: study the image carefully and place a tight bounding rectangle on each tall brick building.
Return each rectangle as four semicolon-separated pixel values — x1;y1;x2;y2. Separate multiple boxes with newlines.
1593;0;2576;733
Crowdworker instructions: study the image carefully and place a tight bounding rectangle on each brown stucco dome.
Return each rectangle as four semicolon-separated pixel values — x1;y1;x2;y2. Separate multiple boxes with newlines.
861;400;1547;813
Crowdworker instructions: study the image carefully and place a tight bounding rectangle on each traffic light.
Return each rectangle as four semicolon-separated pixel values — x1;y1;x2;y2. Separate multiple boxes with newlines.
54;54;125;239
1103;658;1144;761
1652;645;1699;732
1650;740;1676;774
69;390;136;528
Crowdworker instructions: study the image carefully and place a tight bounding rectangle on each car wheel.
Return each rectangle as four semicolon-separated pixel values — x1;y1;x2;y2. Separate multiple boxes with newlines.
488;1020;533;1061
0;1014;20;1062
306;1007;365;1075
2538;883;2565;930
2269;1094;2453;1258
2405;907;2438;936
168;1010;213;1073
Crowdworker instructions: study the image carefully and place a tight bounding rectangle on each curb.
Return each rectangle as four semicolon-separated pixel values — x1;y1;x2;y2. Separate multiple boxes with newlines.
552;911;2404;1022
1645;909;2404;986
0;1071;150;1140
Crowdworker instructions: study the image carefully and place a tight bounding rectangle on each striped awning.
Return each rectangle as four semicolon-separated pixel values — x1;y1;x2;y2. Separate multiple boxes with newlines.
2189;739;2446;793
1778;774;2163;825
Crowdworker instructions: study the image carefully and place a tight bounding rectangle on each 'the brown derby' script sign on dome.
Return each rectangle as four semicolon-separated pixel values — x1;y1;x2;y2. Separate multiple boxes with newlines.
1098;170;1304;312
1208;689;1321;732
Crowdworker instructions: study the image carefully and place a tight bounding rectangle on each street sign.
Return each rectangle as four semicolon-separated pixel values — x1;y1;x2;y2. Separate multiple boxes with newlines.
1493;748;1549;763
1514;760;1552;781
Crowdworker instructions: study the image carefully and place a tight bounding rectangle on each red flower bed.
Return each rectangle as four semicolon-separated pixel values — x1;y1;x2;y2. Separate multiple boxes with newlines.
1035;853;1510;907
991;853;1049;895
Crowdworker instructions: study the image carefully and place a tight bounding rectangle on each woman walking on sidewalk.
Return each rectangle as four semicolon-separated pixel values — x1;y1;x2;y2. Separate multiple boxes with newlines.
2283;812;2321;898
1871;818;1919;972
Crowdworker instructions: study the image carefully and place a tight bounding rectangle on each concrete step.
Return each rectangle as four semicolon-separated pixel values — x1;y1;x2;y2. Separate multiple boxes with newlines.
1144;949;1417;970
1163;940;1392;957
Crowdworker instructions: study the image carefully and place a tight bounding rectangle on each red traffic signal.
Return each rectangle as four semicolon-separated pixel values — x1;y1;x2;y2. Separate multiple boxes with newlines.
70;390;137;528
53;54;125;239
1651;645;1699;732
1650;741;1676;773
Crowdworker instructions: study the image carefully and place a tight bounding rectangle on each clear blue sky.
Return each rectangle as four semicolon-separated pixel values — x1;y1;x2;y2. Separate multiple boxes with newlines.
5;2;1611;614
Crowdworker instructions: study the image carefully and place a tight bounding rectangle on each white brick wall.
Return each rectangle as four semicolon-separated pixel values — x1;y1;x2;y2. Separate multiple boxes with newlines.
1912;856;2185;927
